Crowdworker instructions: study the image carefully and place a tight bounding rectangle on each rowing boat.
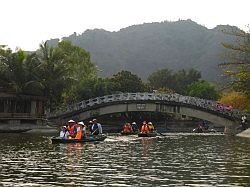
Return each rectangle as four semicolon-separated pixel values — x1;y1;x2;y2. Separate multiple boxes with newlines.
120;131;138;135
138;131;157;137
0;129;31;133
51;134;107;144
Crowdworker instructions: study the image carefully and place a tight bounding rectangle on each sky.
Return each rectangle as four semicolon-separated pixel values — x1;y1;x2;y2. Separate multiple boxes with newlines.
1;0;249;51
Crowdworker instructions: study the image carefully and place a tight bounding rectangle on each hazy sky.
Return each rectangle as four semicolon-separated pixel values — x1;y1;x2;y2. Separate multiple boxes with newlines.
1;0;249;51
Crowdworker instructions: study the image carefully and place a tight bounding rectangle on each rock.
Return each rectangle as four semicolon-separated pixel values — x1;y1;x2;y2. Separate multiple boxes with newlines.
236;128;250;138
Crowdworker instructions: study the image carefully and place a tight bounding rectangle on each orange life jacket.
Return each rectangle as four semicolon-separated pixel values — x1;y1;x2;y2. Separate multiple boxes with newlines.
123;124;132;133
67;125;76;135
141;124;149;133
75;127;82;140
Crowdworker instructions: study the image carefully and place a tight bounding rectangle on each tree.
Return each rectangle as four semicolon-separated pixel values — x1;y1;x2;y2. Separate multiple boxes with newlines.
0;46;41;95
219;91;250;112
174;69;201;94
0;42;97;111
148;68;201;94
148;68;175;90
110;70;146;93
52;41;97;104
186;80;220;100
221;28;250;97
35;42;71;111
75;77;115;101
36;41;97;110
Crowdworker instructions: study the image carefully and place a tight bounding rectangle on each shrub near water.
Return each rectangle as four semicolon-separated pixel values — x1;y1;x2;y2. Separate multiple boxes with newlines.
219;91;250;112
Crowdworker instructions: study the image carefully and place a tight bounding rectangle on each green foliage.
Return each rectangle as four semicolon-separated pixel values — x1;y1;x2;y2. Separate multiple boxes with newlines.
47;20;238;82
148;68;175;90
154;87;175;94
0;46;41;94
109;70;146;93
219;91;250;112
186;80;220;100
0;42;97;111
75;78;115;101
221;28;250;97
148;68;201;94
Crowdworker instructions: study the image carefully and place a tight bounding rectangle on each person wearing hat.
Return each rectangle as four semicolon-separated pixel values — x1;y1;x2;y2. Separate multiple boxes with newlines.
67;119;77;138
140;121;150;133
131;122;138;132
148;122;155;132
88;121;93;134
75;121;85;140
91;119;102;135
60;126;69;139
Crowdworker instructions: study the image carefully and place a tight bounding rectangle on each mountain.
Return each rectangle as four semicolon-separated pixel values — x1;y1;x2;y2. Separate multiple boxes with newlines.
46;19;240;82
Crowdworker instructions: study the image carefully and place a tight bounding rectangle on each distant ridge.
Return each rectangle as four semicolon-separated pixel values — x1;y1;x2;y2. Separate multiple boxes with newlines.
46;19;239;82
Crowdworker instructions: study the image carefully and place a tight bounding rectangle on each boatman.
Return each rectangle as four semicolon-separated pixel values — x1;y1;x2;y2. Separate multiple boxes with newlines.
91;119;102;135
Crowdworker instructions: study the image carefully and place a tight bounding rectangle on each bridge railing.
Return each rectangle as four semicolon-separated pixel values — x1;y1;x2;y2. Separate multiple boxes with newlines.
48;93;243;119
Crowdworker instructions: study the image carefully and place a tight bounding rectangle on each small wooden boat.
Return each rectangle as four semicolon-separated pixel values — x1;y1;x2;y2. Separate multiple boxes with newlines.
51;134;107;144
138;131;157;137
193;128;217;133
120;131;138;136
0;129;31;133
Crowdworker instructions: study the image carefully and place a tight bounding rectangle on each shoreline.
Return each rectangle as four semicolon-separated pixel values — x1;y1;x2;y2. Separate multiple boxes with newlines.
236;128;250;138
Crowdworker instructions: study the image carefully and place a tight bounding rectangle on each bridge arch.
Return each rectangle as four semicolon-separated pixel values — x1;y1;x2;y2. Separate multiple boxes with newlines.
48;93;243;133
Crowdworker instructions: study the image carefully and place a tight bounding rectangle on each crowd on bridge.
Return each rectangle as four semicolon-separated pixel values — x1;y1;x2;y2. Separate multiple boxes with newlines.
59;119;103;140
49;93;244;122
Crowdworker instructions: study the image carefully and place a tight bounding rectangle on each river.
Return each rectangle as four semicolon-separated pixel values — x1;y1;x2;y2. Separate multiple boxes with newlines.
0;133;249;186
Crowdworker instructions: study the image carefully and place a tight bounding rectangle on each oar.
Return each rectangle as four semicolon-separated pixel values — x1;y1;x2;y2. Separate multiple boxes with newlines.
91;128;99;135
157;131;166;136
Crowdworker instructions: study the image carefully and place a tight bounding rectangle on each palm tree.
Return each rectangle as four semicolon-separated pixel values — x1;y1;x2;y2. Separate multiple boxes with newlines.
0;46;40;94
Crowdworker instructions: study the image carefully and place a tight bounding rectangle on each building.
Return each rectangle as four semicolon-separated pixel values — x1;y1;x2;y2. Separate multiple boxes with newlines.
0;92;47;132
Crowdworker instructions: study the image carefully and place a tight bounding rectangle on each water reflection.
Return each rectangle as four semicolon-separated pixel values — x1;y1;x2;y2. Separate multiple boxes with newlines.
0;133;249;186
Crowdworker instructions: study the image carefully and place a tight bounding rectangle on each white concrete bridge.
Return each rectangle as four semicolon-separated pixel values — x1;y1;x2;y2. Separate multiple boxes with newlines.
48;93;244;134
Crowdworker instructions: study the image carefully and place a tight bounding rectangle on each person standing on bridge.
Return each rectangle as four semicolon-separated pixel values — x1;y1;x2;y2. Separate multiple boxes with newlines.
91;119;102;135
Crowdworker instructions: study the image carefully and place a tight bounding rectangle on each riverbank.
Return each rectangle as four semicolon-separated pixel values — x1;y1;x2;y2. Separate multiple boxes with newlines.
236;128;250;138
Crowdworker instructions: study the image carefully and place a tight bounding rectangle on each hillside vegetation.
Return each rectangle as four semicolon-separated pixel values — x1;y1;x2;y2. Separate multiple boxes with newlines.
47;19;240;82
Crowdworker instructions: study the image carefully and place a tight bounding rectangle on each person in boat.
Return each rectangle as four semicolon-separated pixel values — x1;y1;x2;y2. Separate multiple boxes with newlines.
87;121;93;134
91;119;102;135
202;120;209;131
131;122;138;132
60;126;70;139
67;119;77;138
121;123;133;133
193;123;203;133
75;121;84;140
148;122;155;132
241;115;248;130
140;121;150;133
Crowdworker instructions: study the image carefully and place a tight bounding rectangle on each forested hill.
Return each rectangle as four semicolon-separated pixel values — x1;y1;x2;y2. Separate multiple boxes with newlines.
46;19;239;82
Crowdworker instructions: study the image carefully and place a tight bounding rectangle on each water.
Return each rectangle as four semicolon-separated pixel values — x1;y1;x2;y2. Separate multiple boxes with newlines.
0;133;250;186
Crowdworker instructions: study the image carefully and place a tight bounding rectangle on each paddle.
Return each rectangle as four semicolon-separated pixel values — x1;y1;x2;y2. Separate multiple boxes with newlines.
157;131;166;136
91;128;99;135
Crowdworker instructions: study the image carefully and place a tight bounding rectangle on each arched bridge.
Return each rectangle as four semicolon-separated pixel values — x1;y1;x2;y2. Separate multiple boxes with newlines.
48;93;244;134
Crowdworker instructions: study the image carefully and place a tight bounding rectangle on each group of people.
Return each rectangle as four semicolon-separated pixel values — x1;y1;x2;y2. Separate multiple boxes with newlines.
121;121;155;134
60;119;102;140
216;102;233;112
140;121;155;133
